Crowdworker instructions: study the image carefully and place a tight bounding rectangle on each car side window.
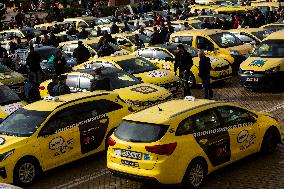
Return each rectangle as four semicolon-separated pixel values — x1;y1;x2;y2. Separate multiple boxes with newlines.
234;33;254;43
197;36;214;51
79;75;91;90
176;117;194;136
216;106;256;126
138;49;154;59
194;109;221;132
62;44;78;55
66;75;79;90
173;36;193;45
154;49;172;60
79;21;88;28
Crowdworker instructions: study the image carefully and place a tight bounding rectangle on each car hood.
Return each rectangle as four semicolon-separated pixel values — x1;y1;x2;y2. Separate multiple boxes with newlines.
240;57;283;71
134;69;179;85
114;83;172;102
0;71;25;86
0;135;29;152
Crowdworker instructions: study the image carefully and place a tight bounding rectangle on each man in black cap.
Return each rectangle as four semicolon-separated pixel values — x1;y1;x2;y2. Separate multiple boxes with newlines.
198;50;213;99
53;75;70;96
73;41;91;64
174;44;193;96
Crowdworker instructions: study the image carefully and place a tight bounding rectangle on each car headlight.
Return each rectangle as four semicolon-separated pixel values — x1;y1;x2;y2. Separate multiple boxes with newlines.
0;149;14;161
265;66;280;74
230;50;240;56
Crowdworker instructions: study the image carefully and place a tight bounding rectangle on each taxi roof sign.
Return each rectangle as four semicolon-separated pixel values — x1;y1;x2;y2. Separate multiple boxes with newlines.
44;96;60;102
184;96;196;101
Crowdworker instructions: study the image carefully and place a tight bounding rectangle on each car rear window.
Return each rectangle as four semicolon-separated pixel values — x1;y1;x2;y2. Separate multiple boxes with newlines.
115;121;169;143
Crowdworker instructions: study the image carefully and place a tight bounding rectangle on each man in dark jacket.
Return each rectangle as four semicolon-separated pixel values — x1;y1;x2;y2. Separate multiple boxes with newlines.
97;40;115;57
47;75;58;96
174;44;193;96
24;74;41;103
198;50;213;99
53;75;70;96
53;50;67;75
150;27;160;45
26;46;42;83
73;41;91;64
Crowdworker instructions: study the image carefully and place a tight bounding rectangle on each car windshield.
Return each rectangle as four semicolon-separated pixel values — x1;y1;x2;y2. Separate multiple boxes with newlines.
210;32;243;47
251;30;272;40
127;34;151;43
115;120;169;142
0;109;50;137
0;64;10;73
0;85;21;105
116;57;159;74
109;72;141;89
166;46;198;57
251;40;284;58
88;43;121;52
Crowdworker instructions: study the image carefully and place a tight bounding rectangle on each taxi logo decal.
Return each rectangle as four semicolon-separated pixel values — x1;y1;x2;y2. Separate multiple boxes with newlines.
237;130;249;143
49;137;74;156
238;131;256;151
0;137;5;145
162;64;171;70
248;60;266;67
130;86;158;94
147;70;167;78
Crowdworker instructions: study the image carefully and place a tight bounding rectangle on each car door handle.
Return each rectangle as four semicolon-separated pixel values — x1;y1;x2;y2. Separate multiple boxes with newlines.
199;139;208;145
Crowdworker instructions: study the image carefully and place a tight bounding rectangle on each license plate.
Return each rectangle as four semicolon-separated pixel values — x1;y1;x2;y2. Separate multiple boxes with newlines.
121;159;139;167
246;77;259;82
121;149;142;160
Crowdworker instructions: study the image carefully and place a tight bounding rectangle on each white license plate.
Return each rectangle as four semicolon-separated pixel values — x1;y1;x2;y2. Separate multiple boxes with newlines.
121;159;139;167
121;150;142;160
246;77;259;82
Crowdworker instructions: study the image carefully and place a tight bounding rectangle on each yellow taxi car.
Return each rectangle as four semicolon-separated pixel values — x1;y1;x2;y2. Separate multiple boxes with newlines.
228;28;272;45
33;22;65;33
0;64;25;95
251;2;284;12
189;5;220;14
0;91;132;186
213;6;257;15
72;55;182;97
107;97;281;188
134;44;232;87
0;83;27;121
63;17;111;29
195;0;225;5
260;23;284;32
39;66;172;110
59;39;129;57
113;33;151;52
239;30;284;89
170;30;252;71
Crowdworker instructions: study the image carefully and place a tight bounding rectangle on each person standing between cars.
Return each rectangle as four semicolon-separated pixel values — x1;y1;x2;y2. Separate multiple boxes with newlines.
174;44;193;96
150;27;160;45
24;74;41;103
26;45;42;83
53;50;67;75
198;50;213;99
53;75;71;96
133;34;145;49
97;39;115;57
47;75;59;96
73;41;91;64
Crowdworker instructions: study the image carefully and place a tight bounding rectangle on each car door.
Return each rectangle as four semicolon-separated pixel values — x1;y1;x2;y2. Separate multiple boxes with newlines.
192;109;231;167
216;106;259;161
37;106;81;170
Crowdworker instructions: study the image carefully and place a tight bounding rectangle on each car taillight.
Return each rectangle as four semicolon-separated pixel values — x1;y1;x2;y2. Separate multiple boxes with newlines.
108;136;116;146
145;142;177;155
39;86;45;90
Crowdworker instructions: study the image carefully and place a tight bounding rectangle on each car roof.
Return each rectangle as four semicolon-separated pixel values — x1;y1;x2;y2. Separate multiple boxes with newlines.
229;28;267;33
24;91;114;112
123;99;223;124
171;29;221;36
97;54;137;62
264;30;284;40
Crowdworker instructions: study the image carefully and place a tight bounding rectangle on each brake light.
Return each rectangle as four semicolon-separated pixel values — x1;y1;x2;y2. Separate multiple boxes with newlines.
39;86;45;90
108;136;116;146
145;142;177;155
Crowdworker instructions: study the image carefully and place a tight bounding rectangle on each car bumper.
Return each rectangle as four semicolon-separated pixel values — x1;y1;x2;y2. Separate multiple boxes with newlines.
231;55;248;70
238;71;284;88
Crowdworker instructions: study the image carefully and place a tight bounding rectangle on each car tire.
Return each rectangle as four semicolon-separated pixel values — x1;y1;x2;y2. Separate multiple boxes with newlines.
13;158;41;187
261;127;280;154
182;158;207;189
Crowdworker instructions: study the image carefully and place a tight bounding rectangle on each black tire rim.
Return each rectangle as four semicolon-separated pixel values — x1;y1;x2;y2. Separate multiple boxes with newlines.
189;162;204;187
18;162;36;184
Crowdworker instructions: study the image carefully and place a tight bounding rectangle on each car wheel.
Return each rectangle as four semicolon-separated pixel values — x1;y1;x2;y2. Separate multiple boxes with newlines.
188;72;196;88
182;159;207;189
14;158;40;187
261;128;280;154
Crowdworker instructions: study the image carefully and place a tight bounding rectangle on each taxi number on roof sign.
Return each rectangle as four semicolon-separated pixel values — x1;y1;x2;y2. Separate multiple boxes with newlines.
2;104;23;115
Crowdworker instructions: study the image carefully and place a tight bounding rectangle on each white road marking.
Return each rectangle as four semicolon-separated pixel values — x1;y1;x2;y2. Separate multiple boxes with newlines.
52;168;109;189
263;102;284;113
